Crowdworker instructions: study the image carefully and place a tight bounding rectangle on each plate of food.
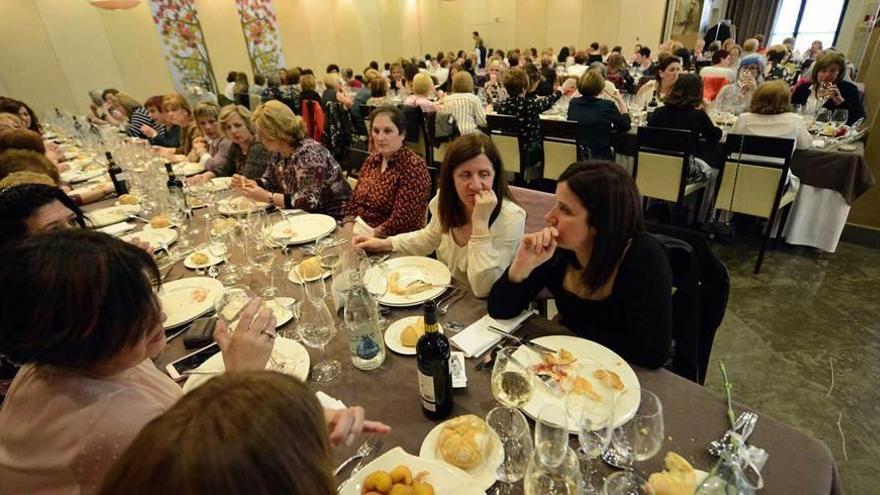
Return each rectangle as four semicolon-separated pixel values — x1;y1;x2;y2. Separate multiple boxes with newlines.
114;193;141;206
87;204;141;228
384;316;443;355
364;256;451;307
287;256;331;284
268;214;337;245
121;228;178;251
184;250;223;269
512;335;641;432
339;447;483;495
158;277;223;329
173;161;205;177
217;196;270;216
181;336;309;394
61;168;106;184
418;415;504;492
142;214;178;230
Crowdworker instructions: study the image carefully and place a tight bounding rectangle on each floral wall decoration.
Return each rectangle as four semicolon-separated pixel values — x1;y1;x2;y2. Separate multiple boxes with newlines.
235;0;286;77
148;0;218;97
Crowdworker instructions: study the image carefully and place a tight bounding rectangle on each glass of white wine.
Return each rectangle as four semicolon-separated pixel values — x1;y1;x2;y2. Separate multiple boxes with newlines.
491;346;534;409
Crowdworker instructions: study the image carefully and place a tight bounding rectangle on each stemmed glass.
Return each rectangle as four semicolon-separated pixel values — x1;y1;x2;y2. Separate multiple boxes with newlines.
830;109;848;134
294;297;341;382
526;405;581;495
208;216;237;283
566;389;617;494
252;251;278;297
603;472;655;495
491;347;534;408
535;404;570;469
608;389;664;470
486;406;533;495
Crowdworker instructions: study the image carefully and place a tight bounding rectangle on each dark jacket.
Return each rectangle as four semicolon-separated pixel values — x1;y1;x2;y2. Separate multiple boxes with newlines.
566;96;631;160
647;105;722;166
792;79;865;125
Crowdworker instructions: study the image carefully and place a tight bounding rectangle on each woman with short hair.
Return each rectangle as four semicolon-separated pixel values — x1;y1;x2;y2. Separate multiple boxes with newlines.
438;71;486;135
567;70;631;160
488;161;672;368
188;101;232;174
365;77;394;108
732;80;812;152
792;51;865;125
354;133;525;297
0;182;85;248
764;44;799;86
714;54;764;115
155;94;201;162
189;105;272;184
140;95;174;146
112;94;163;141
483;60;509;104
403;73;438;113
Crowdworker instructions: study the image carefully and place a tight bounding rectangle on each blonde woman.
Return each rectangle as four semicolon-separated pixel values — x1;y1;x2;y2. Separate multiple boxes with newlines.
154;94;200;162
187;102;232;174
190;105;272;184
437;71;486;135
403;73;438;113
233;101;351;219
483;60;508;104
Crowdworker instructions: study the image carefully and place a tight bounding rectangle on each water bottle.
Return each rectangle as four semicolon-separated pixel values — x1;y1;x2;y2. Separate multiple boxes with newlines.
343;271;386;371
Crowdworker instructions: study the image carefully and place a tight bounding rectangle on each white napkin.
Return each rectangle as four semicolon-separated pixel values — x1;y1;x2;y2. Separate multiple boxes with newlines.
99;222;136;236
450;310;536;358
279;208;304;216
316;391;347;410
353;216;375;237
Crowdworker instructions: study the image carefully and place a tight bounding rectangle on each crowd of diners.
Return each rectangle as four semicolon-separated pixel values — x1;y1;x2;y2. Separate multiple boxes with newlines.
0;29;867;493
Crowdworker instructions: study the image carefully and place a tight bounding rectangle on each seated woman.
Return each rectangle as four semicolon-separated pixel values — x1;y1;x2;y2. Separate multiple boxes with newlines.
792;51;865;125
0;99;41;135
298;74;322;109
154;94;200;162
0;148;113;205
233;72;250;108
403;73;438;113
566;69;630;160
732;80;812;154
234;101;352;219
0;182;85;248
438;71;486;135
0;231;385;493
604;53;635;93
99;371;389;495
388;62;406;96
488;161;672;368
633;53;681;109
112;94;164;141
483;60;509;105
187;101;232;175
354;133;525;298
0;127;61;169
714;54;764;115
764;44;799;87
365;77;395;108
189;105;271;184
343;107;431;237
139;95;174;147
699;49;736;83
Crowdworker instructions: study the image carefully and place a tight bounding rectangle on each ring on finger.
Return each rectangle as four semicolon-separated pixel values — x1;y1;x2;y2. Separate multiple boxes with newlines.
260;329;277;339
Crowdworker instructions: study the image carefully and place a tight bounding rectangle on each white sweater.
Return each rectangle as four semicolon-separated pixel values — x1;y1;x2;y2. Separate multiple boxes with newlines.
390;195;526;298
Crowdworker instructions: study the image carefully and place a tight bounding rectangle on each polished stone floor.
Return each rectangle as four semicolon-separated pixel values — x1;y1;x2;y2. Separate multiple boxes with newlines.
704;238;880;495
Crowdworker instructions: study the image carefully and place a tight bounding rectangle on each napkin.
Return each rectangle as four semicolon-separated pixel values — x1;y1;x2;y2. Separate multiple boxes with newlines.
279;208;304;216
353;216;375;237
316;391;347;410
99;222;136;236
450;310;536;358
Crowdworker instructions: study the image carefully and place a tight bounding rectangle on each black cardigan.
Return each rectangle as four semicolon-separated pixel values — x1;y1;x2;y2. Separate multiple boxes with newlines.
647;105;722;165
792;80;865;125
487;233;672;368
566;96;631;160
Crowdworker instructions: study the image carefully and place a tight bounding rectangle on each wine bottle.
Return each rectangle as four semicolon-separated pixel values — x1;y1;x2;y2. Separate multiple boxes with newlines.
105;152;128;196
164;162;188;209
647;89;659;115
416;300;453;419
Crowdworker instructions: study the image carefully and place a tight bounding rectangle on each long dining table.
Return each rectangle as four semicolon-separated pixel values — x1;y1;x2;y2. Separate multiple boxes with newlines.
96;200;844;495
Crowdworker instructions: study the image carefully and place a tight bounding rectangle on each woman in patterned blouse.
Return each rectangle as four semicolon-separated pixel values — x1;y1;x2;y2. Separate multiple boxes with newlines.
234;101;351;220
342;107;431;237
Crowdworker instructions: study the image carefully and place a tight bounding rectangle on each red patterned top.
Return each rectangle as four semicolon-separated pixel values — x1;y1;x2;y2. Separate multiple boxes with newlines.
344;146;431;236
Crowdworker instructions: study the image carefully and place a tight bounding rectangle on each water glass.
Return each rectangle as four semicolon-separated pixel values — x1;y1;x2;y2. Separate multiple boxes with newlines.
535;404;569;469
213;286;254;333
566;389;616;493
293;297;341;382
486;406;533;495
252;251;277;297
610;389;664;468
831;109;848;131
603;472;655;495
491;347;534;408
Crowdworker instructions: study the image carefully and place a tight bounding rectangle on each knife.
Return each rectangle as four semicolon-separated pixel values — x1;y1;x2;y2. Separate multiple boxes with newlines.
486;326;557;354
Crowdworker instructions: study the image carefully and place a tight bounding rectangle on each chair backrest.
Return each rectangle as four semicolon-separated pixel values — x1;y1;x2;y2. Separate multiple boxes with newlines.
695;60;712;74
540;119;579;181
509;185;555;233
702;76;728;102
248;93;262;111
400;105;423;145
714;134;793;219
634;127;694;203
487;113;523;175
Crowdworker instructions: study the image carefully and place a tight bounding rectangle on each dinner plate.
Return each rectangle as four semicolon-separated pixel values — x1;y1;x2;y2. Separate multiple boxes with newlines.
61;168;106;184
418;419;504;492
511;335;641;432
183;250;224;269
287;263;331;284
384;316;442;356
181;336;309;394
268;214;337;245
142;221;179;230
121;228;178;251
339;447;483;495
158;277;223;329
173;162;205;177
364;256;451;307
217;198;270;216
209;176;232;191
87;204;141;228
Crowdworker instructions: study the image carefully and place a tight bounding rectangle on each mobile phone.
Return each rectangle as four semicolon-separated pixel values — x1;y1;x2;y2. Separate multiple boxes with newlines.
165;342;221;381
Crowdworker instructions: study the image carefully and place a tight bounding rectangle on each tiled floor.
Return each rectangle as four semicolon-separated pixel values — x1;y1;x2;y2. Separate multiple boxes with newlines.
705;239;880;494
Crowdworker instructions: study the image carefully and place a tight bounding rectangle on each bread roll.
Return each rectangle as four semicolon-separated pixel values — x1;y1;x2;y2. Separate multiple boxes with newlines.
118;194;139;205
150;215;171;229
437;415;487;470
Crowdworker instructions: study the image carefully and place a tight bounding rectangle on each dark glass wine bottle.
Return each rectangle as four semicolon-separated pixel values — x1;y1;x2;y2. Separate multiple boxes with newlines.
416;300;453;420
164;162;188;209
105;152;128;196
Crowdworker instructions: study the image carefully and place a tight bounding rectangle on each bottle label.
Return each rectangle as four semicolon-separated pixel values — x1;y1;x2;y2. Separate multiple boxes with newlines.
115;172;128;182
418;370;436;412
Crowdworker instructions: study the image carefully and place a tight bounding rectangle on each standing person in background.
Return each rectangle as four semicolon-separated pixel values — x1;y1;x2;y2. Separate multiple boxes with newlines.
233;72;250;107
223;71;237;104
251;74;266;97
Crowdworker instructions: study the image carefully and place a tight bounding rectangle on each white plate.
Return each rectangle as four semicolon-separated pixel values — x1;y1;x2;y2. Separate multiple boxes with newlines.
173;162;205;177
287;263;331;284
158;277;223;329
121;228;178;251
364;256;451;307
512;335;641;432
181;336;309;394
184;250;224;269
142;221;179;230
339;447;483;495
209;176;232;190
61;168;106;184
418;419;504;492
268;214;337;245
384;316;443;356
87;204;141;228
217;198;270;216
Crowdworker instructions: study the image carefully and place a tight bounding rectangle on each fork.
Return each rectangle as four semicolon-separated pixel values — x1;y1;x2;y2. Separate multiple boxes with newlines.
351;436;385;475
333;435;380;477
708;411;758;456
438;288;465;315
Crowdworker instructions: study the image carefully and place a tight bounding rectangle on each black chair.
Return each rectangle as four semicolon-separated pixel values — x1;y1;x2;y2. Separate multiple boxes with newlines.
540;119;580;181
713;134;796;274
486;113;542;185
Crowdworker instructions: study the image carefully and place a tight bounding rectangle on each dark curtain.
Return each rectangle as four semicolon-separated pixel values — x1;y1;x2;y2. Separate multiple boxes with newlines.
726;0;782;41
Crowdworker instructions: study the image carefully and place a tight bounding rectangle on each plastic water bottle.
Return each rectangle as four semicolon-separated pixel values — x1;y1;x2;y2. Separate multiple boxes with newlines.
343;271;386;371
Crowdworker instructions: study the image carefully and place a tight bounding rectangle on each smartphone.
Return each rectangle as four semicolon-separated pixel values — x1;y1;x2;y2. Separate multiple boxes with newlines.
165;342;221;381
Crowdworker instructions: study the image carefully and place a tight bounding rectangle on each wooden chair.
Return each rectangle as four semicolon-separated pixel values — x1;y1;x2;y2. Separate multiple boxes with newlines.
540;119;581;181
486;113;542;185
713;134;797;274
634;127;707;226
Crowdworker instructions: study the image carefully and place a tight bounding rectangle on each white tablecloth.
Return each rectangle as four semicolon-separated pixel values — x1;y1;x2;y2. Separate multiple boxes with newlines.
783;185;851;252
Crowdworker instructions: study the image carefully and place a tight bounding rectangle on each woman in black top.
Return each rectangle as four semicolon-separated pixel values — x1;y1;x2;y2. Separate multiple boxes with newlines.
488;161;672;369
792;51;865;125
566;70;630;160
647;73;721;168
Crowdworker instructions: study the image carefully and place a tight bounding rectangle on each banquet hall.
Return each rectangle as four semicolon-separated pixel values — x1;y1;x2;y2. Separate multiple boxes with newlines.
0;0;878;493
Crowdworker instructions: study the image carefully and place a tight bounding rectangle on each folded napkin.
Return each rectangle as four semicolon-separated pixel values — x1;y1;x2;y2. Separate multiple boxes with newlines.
450;310;536;358
316;391;347;410
353;216;375;237
99;222;136;236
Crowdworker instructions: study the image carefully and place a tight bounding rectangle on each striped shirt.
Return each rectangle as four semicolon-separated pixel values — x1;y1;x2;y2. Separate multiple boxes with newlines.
439;93;487;135
126;106;165;140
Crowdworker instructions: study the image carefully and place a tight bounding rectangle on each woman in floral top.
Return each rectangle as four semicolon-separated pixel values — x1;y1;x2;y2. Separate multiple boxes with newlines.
234;101;351;220
343;107;431;237
764;44;799;87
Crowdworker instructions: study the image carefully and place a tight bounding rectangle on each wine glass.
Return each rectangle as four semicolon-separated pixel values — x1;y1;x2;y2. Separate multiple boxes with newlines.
213;286;254;334
486;406;533;495
566;389;616;494
535;404;569;469
252;251;277;297
491;347;534;408
610;389;664;469
830;109;848;133
603;471;655;495
229;220;252;276
294;297;341;383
